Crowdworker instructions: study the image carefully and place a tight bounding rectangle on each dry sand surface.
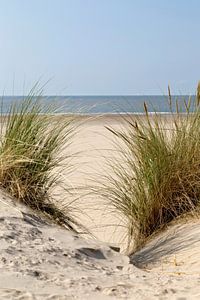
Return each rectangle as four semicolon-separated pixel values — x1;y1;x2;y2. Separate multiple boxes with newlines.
58;114;175;250
55;115;132;250
1;115;200;299
1;190;200;299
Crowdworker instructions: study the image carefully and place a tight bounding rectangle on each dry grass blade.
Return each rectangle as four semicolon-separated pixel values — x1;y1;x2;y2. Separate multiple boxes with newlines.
197;81;200;106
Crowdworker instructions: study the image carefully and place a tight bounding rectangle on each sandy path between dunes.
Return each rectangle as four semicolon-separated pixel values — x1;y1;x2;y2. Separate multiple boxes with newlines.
54;115;130;250
55;114;175;251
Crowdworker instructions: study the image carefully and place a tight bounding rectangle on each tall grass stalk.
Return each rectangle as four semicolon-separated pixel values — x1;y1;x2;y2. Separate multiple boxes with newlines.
104;85;200;252
0;88;79;231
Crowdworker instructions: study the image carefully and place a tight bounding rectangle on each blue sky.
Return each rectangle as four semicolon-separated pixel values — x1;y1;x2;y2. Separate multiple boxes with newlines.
0;0;200;95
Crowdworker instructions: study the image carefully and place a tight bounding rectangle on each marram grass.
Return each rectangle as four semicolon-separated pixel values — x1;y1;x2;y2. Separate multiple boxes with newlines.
0;89;80;231
104;84;200;252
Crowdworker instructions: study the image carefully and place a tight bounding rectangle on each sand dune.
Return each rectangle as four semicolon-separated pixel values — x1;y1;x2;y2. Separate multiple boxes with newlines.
1;115;200;299
1;190;200;299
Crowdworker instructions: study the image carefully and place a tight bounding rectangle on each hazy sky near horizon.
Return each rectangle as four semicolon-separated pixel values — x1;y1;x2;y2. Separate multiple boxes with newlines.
0;0;200;95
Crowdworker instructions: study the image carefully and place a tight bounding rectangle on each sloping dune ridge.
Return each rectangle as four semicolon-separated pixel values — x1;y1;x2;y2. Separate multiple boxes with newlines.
131;218;200;273
1;190;200;300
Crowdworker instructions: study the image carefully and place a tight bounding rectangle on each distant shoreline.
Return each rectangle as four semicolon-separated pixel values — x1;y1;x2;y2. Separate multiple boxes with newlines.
0;95;196;115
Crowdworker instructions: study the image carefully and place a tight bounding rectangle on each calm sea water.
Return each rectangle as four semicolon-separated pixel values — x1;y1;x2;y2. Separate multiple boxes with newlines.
0;95;196;114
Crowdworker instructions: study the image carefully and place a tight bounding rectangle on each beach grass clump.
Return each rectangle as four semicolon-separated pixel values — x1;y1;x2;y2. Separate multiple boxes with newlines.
105;84;200;251
0;88;78;230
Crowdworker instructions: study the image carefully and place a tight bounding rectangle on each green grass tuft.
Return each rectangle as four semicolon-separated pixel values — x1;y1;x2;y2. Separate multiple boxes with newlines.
104;84;200;252
0;87;79;231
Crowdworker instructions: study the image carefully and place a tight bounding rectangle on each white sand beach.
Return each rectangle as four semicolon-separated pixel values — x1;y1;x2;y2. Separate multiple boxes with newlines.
1;115;200;299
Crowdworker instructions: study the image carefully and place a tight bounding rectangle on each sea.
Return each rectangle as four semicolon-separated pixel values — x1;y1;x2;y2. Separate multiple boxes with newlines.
0;95;196;115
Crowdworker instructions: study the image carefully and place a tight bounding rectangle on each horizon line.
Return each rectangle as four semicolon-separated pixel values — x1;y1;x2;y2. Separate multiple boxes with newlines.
0;94;196;97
